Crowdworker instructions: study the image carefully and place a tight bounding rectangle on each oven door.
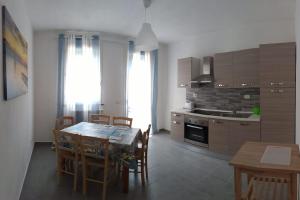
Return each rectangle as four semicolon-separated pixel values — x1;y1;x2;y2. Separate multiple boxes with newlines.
184;123;208;144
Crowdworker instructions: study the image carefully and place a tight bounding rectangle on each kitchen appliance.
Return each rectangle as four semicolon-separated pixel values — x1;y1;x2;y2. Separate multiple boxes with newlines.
192;56;214;84
184;116;209;147
183;101;194;110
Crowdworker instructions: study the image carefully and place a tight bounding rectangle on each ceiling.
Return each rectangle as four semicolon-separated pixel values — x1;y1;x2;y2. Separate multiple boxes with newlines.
25;0;295;43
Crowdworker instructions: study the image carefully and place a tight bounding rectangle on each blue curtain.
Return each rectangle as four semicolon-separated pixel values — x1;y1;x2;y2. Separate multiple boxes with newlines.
126;41;158;133
126;41;135;116
150;50;158;133
57;34;65;118
57;34;101;122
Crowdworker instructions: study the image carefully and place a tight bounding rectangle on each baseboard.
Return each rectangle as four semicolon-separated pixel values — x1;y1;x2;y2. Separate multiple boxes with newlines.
18;141;34;200
34;140;52;143
159;128;170;133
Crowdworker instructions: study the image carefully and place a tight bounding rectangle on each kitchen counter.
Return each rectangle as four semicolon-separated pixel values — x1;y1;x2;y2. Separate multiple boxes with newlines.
173;108;260;122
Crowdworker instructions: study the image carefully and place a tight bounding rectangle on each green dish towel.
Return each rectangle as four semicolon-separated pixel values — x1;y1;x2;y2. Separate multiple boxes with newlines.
251;106;260;115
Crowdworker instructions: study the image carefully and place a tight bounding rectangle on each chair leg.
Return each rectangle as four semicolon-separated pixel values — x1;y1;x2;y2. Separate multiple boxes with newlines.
102;167;109;200
145;157;149;181
141;161;145;186
73;160;78;191
102;178;107;200
57;156;63;183
82;164;87;195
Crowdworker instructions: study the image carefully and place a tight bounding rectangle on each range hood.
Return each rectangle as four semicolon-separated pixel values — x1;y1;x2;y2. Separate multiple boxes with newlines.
194;56;214;84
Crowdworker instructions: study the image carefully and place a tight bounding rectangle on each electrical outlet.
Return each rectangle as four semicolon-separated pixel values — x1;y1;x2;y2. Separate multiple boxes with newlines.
243;94;251;100
193;93;198;98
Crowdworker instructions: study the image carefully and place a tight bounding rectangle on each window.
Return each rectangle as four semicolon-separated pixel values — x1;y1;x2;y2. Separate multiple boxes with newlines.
126;52;152;129
61;34;101;121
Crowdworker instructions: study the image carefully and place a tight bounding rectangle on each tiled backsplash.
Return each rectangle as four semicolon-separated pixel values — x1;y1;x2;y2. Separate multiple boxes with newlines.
186;85;260;111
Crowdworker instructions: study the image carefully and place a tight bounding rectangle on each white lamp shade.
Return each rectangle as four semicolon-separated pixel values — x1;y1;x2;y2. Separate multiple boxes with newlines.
135;23;159;52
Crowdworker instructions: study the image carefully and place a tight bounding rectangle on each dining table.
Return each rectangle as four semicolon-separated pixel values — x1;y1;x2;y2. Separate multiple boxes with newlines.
62;122;141;193
230;142;300;200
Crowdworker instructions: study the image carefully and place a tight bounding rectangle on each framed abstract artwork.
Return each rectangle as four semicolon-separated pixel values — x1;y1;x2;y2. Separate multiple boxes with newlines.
2;6;28;100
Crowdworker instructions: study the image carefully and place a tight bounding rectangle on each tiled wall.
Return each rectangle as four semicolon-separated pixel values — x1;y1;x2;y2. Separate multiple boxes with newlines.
186;85;260;111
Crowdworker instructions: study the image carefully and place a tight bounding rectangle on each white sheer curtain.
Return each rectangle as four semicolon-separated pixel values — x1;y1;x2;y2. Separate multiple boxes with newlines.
127;52;152;129
63;33;101;121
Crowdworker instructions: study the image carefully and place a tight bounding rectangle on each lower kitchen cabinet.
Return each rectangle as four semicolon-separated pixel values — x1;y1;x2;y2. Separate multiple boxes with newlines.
228;121;260;155
209;119;261;155
170;112;184;142
209;119;230;154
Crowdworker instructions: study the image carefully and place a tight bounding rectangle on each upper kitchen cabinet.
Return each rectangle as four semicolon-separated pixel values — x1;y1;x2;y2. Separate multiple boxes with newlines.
233;48;259;88
177;57;200;88
214;52;234;88
260;42;296;88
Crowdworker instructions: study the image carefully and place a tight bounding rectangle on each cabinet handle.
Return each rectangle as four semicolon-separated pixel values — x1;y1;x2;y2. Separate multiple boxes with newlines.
186;124;203;130
173;114;181;117
270;89;284;93
270;82;284;86
173;121;179;124
240;122;249;126
180;83;187;87
216;83;225;87
241;83;247;86
215;120;223;124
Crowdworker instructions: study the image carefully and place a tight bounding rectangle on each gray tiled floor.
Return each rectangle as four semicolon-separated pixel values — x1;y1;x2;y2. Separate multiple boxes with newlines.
20;133;235;200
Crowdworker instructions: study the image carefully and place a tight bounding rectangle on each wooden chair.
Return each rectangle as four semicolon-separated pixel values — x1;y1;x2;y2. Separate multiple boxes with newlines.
53;116;75;150
129;124;151;186
80;135;112;200
90;114;110;125
55;116;75;130
244;175;289;200
53;129;80;191
112;117;133;128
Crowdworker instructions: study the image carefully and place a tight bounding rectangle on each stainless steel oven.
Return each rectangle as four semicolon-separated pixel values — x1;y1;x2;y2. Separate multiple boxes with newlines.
184;116;208;148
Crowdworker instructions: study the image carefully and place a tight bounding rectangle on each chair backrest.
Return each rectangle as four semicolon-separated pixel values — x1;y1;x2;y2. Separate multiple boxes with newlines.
112;116;133;128
55;116;75;130
53;129;79;153
80;136;110;161
90;114;110;125
142;124;151;153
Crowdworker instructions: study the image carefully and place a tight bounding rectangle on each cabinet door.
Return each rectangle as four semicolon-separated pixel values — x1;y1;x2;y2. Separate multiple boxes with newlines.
260;88;295;143
209;119;229;154
171;112;184;142
228;121;260;155
214;52;234;88
233;48;259;88
260;43;296;88
177;58;192;88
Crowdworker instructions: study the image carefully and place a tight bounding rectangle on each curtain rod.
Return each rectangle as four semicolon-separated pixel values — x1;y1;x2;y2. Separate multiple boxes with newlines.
63;30;100;35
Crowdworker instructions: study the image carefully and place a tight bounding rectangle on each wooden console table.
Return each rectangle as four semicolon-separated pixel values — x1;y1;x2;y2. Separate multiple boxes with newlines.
230;142;300;200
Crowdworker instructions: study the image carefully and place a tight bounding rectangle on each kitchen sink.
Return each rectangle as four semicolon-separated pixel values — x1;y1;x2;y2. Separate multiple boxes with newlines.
190;109;252;118
220;113;252;118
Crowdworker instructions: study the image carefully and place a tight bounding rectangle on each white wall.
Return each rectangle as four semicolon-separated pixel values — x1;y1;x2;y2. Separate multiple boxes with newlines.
0;0;34;199
33;30;169;141
157;44;169;130
165;20;295;130
101;39;127;117
33;31;58;142
296;0;300;145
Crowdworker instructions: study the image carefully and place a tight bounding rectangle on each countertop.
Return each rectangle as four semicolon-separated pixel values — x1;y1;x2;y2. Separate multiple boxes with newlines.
172;108;261;122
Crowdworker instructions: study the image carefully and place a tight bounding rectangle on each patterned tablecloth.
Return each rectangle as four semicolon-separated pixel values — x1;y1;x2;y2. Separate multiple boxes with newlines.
62;122;141;147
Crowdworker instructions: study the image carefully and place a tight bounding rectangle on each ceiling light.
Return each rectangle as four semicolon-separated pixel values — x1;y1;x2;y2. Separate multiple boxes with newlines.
135;0;159;52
